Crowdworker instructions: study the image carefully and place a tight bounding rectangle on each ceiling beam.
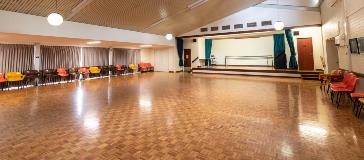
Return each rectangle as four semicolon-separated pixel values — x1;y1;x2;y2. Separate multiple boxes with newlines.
66;0;95;20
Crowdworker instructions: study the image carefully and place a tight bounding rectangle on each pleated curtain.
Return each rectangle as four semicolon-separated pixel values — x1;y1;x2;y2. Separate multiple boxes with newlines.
273;34;287;69
113;48;140;65
0;44;34;73
40;45;81;70
82;47;109;67
285;29;298;70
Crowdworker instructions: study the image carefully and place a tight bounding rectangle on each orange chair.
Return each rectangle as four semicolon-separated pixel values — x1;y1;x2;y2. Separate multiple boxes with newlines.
0;73;7;91
57;68;69;82
138;63;148;72
146;63;154;71
78;67;89;79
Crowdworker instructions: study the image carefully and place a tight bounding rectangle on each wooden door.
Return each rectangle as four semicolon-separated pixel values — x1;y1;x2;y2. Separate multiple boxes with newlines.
184;49;191;67
297;38;314;70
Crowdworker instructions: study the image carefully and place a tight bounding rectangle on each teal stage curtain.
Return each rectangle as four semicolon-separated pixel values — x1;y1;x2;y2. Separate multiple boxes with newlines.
205;39;212;66
285;29;298;70
273;34;287;69
176;38;184;66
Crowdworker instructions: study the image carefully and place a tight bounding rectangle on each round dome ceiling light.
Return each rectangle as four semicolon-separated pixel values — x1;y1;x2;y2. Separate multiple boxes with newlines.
47;13;64;26
165;34;173;40
274;21;285;31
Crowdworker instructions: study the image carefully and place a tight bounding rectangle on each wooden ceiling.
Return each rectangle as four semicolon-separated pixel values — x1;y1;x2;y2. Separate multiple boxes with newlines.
0;0;264;36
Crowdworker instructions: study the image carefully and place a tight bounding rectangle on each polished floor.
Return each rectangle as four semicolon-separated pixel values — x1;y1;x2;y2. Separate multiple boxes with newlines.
0;72;364;160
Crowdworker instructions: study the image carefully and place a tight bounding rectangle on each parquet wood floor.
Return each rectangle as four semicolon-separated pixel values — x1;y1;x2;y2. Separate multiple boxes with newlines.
0;72;364;160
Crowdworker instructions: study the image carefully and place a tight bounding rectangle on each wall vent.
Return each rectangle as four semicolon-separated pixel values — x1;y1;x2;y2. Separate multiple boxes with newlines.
200;27;208;32
234;24;244;29
222;25;231;30
261;20;272;26
247;22;257;27
211;26;219;31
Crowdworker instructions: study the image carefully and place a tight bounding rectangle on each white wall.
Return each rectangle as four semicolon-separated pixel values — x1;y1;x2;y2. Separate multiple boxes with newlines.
212;36;274;66
183;38;205;67
321;0;364;73
0;10;174;46
181;6;321;37
140;47;180;72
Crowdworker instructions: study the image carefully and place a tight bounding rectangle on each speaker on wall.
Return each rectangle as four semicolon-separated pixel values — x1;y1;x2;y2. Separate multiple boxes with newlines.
193;39;197;42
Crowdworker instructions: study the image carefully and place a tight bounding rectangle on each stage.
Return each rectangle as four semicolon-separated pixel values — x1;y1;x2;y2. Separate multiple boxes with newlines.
191;66;323;79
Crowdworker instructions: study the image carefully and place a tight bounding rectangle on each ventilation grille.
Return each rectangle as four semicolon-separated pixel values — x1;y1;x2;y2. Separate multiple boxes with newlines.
222;25;231;30
234;24;244;29
247;22;257;27
261;20;272;26
211;26;219;31
200;28;208;32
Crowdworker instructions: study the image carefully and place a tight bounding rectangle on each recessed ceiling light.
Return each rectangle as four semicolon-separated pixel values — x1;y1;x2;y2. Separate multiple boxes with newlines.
87;41;101;44
140;45;153;48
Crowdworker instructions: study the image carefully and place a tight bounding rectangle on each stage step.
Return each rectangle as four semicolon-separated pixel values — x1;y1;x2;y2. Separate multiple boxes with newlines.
299;71;323;80
192;67;324;80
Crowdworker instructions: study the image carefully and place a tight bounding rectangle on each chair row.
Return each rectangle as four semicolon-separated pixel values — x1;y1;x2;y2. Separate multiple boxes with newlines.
0;63;154;90
321;70;364;118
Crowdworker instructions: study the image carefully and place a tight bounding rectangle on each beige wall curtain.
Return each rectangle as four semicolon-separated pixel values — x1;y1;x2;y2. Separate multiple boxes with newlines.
113;48;140;65
40;45;81;69
0;44;34;73
83;47;109;67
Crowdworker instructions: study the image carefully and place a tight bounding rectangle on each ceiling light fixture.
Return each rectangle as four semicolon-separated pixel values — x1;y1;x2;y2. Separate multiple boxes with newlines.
274;0;285;30
140;45;153;48
165;34;173;40
87;41;101;44
47;0;63;26
188;0;209;9
274;21;285;30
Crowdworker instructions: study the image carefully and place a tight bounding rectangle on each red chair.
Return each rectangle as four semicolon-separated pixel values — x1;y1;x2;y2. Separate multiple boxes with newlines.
330;75;358;108
0;73;7;91
330;73;355;88
326;70;343;94
57;68;69;82
350;93;364;116
114;65;124;75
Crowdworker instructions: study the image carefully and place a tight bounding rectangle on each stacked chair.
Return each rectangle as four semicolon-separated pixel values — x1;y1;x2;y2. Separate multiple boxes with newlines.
68;68;79;81
78;67;89;80
89;66;101;78
329;73;359;108
5;72;25;89
114;65;125;75
138;62;154;72
42;69;58;85
128;64;138;73
24;70;40;86
57;68;70;83
0;73;7;91
100;66;110;76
